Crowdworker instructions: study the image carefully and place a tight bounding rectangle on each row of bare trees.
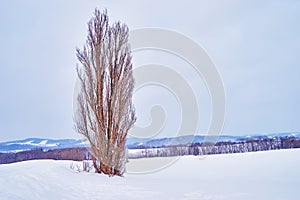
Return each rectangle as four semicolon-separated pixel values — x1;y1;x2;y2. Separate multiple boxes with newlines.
128;137;300;158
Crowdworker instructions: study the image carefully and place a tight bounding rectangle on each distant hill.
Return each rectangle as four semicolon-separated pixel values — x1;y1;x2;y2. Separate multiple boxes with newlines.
0;138;87;153
1;132;300;153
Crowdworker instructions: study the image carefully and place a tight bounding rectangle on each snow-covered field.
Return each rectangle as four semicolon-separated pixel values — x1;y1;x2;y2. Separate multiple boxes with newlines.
1;149;299;200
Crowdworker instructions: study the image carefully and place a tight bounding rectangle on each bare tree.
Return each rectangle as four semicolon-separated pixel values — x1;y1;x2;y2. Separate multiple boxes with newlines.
75;9;136;176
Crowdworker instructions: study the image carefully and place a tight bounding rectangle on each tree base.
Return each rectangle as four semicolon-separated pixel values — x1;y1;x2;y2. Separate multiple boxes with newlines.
92;158;122;176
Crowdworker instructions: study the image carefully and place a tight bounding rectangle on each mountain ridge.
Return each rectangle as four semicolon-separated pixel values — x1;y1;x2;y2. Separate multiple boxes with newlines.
1;132;299;153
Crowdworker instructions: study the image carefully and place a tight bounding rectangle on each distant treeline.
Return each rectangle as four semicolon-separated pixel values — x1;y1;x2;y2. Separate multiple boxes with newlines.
1;136;299;164
129;136;300;158
0;148;88;164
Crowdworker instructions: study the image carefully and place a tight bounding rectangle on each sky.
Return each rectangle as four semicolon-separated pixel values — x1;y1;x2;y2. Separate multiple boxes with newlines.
0;0;299;141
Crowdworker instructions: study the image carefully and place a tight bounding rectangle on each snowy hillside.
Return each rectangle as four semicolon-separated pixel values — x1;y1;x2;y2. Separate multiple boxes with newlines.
0;138;87;152
0;149;299;200
1;132;299;153
126;132;300;148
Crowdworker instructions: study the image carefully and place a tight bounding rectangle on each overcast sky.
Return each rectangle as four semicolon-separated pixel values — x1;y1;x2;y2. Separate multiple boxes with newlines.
0;0;299;141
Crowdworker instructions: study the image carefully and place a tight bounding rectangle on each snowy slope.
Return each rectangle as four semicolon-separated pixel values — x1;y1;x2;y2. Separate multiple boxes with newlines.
0;138;87;152
1;132;300;152
0;149;299;200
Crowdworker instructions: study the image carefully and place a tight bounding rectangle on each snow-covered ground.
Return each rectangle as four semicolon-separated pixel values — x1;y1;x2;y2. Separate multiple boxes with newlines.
0;149;299;200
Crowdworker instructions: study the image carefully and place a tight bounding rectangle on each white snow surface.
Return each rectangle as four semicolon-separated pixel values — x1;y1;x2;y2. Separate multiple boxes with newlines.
1;149;300;200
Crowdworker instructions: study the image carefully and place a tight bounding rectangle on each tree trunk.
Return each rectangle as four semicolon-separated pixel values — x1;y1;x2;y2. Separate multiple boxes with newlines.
99;162;121;176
